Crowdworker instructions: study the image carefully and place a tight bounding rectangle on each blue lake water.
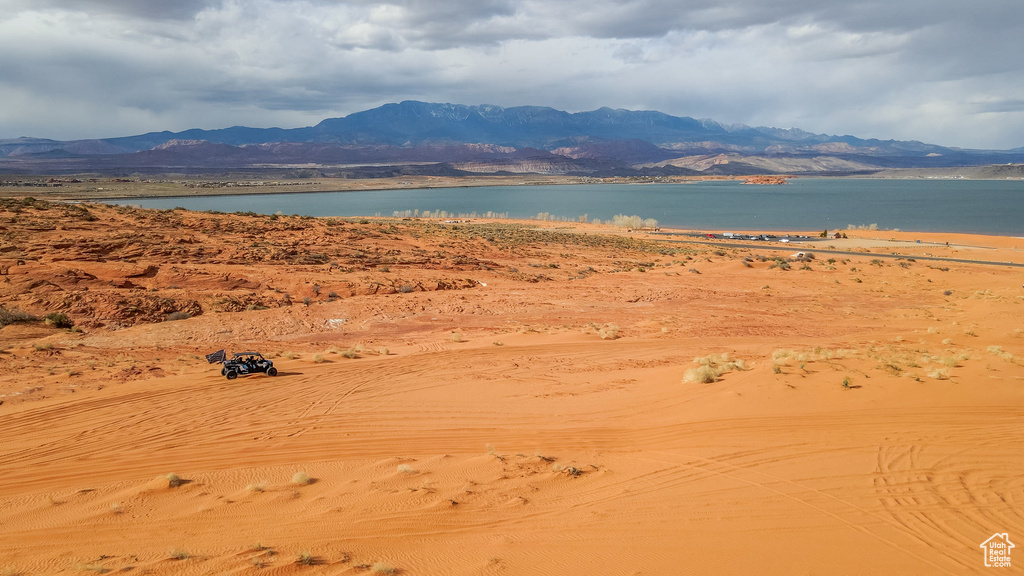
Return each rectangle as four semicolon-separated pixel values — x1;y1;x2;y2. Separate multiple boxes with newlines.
109;178;1024;236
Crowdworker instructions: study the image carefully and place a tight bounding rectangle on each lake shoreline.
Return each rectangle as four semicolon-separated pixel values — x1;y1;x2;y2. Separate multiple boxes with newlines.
4;174;1022;237
7;172;1020;202
90;178;1024;238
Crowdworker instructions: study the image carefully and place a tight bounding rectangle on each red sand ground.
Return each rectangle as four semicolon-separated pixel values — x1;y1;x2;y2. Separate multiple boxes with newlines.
0;200;1022;575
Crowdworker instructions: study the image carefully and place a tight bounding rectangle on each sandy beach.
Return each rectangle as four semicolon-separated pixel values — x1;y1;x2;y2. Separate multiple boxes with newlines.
0;197;1022;575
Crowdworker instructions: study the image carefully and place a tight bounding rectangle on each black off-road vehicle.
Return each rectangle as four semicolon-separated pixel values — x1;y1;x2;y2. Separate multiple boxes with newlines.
221;352;278;379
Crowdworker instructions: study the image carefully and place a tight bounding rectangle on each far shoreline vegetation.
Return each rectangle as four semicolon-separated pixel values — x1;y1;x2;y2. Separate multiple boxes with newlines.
2;164;1022;202
2;173;777;201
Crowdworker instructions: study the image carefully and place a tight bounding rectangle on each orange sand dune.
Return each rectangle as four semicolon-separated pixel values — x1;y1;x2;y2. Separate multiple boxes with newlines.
0;200;1022;575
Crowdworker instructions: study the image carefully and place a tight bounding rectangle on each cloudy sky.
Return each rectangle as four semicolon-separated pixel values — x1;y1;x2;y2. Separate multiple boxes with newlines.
2;0;1023;149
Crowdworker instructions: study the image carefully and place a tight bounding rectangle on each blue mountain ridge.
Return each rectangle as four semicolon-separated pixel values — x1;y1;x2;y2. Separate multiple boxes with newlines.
3;101;1023;175
1;101;951;154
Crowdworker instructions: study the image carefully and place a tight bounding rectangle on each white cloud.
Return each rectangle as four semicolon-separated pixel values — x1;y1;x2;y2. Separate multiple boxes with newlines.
0;0;1022;148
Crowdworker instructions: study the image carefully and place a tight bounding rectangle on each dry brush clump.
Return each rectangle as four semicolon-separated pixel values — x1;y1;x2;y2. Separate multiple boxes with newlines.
0;306;37;327
611;214;658;230
771;347;857;372
683;353;750;383
552;463;584;477
598;323;620;340
988;345;1015;362
43;312;74;329
370;562;398;575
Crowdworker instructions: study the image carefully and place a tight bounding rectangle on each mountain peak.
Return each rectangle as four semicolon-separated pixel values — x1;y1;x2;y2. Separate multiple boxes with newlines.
3;101;1020;176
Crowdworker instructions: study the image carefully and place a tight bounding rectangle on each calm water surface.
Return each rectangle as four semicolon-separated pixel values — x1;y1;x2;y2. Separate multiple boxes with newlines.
110;178;1024;235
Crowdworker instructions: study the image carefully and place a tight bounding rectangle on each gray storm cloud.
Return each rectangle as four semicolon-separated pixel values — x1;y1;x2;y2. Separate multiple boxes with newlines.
1;0;1022;149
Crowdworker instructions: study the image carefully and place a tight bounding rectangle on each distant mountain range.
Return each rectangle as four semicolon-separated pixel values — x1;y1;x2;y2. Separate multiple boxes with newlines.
3;101;1023;176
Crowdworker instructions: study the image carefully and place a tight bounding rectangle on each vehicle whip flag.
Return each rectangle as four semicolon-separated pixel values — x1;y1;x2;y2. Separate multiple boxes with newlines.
205;349;226;364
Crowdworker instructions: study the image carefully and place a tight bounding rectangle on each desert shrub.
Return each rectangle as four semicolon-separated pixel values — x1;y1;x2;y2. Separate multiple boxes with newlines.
611;214;643;229
881;363;902;376
297;552;317;566
313;353;326;363
552;463;583;477
292;471;312;485
166;473;183;488
772;349;793;361
169;549;190;560
397;464;415;474
43;312;73;329
371;562;398;575
598;323;620;340
987;345;1014;361
341;349;358;359
684;364;720;383
683;353;749;383
939;355;965;367
0;307;36;327
450;332;464;343
928;368;949;380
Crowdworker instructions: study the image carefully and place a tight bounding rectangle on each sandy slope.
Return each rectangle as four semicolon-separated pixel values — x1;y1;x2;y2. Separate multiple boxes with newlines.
0;200;1022;575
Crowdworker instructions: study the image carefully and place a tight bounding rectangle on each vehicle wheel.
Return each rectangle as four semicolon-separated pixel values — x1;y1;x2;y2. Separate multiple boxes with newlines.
267;367;278;376
221;367;227;376
226;370;237;380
